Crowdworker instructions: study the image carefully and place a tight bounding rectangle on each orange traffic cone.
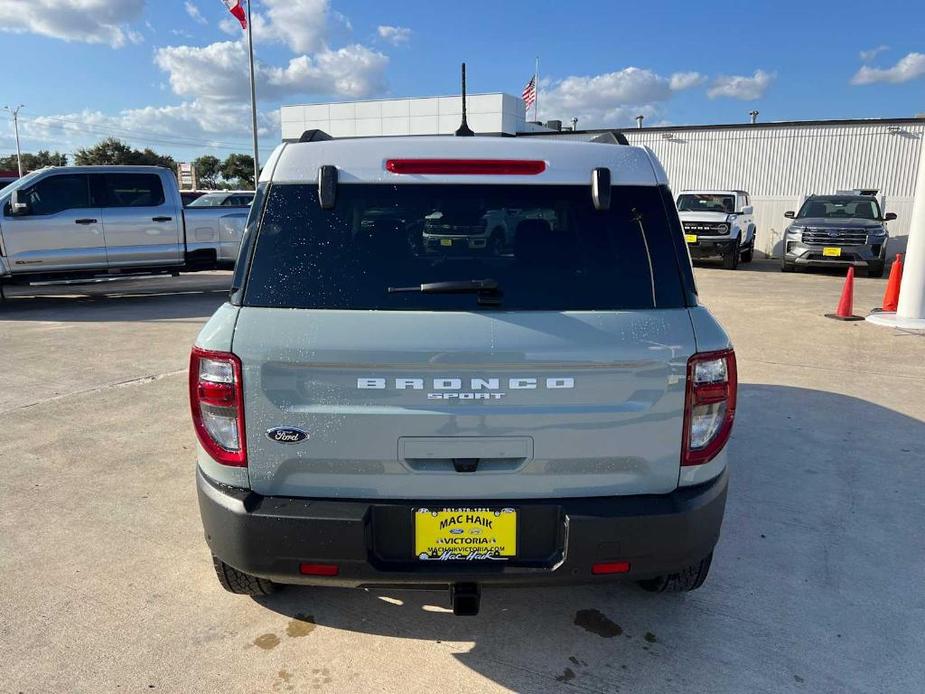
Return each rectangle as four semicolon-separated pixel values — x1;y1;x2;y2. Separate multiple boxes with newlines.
826;267;864;321
879;254;903;312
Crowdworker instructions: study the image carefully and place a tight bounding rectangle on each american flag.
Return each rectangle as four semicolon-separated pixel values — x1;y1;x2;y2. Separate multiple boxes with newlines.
522;76;537;109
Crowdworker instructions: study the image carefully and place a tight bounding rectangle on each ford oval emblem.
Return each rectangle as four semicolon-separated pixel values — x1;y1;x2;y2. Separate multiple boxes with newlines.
266;427;309;444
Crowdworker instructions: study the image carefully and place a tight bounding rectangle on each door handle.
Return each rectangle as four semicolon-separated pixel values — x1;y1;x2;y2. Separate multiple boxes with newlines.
152;216;173;222
75;218;98;225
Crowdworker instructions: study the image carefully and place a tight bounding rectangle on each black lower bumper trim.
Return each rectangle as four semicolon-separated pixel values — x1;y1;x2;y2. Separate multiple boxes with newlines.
197;467;728;587
688;239;736;259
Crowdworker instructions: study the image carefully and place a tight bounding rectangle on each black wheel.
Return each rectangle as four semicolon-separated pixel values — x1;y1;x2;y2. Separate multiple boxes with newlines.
867;262;884;278
637;553;713;593
741;240;754;263
722;240;740;270
780;252;795;272
212;555;277;596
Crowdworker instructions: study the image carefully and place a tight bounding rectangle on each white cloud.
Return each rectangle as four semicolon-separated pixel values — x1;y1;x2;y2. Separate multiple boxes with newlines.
0;0;145;48
859;45;889;63
707;70;775;100
185;1;207;25
377;25;411;46
538;67;678;126
19;101;279;154
851;52;925;85
155;40;388;102
669;71;706;91
6;0;388;159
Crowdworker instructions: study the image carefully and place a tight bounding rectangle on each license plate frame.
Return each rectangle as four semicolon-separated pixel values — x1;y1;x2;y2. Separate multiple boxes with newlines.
414;507;517;561
684;234;698;244
822;246;842;257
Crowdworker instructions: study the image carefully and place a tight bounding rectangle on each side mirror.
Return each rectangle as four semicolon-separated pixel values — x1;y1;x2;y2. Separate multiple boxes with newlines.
883;212;897;221
740;205;753;215
10;189;31;217
784;210;796;219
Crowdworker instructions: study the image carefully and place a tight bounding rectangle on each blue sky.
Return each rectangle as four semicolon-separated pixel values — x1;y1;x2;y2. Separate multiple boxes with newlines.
1;0;923;164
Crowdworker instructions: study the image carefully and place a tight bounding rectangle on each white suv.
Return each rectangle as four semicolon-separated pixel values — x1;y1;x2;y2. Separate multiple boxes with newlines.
677;190;756;269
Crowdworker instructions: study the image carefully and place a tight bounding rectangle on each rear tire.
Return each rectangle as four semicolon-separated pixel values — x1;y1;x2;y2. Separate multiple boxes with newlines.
867;262;885;278
637;553;713;593
722;241;740;270
212;555;277;596
741;240;754;263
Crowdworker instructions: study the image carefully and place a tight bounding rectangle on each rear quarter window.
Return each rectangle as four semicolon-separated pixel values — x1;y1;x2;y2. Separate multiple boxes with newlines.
243;183;688;311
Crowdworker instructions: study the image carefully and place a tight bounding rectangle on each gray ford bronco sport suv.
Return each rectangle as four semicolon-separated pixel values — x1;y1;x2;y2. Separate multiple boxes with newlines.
191;132;736;615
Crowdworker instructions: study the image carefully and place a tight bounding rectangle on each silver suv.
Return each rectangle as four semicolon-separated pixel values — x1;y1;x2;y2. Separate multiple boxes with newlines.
191;134;736;615
781;192;895;276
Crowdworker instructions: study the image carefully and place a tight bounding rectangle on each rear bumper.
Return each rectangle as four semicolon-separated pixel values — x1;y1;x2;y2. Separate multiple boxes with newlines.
687;238;736;259
197;466;728;588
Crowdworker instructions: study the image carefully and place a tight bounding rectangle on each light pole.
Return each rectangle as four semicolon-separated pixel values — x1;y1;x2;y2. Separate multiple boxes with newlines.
3;104;24;177
245;0;259;190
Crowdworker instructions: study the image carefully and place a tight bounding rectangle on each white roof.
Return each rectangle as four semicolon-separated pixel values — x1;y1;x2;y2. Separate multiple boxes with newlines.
264;136;668;187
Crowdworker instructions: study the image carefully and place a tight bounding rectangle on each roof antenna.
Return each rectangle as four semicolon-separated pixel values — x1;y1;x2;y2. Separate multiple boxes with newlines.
455;62;475;137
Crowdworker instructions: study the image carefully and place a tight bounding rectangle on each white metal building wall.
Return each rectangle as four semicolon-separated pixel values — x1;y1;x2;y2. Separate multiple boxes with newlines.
623;121;925;257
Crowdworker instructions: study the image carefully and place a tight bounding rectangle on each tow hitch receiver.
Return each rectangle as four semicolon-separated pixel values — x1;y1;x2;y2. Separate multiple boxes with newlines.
451;583;481;616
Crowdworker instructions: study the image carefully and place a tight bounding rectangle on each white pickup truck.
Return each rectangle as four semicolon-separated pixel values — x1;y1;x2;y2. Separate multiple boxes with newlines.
0;165;248;288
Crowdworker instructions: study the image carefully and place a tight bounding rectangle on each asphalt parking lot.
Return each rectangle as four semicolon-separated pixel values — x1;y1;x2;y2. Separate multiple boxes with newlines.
2;263;924;693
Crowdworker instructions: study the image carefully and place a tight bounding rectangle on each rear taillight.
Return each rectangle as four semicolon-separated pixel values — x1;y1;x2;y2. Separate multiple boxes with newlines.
385;159;546;175
189;346;246;467
682;349;737;466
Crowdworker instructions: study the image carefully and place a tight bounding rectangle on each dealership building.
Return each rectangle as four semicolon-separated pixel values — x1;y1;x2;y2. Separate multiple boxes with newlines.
280;95;925;257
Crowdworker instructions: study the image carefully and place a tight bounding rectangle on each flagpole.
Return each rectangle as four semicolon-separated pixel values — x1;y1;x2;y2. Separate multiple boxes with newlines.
246;0;259;189
534;56;539;122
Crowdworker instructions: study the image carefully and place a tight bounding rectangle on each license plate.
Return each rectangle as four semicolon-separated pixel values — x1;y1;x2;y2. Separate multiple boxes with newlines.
685;234;698;244
822;247;842;257
440;238;453;247
415;507;517;560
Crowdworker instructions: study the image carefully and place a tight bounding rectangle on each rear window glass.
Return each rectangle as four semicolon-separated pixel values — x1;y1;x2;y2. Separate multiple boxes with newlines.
244;184;685;311
102;173;165;208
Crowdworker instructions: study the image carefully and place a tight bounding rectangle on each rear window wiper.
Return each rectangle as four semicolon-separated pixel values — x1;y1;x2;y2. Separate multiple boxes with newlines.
388;279;502;306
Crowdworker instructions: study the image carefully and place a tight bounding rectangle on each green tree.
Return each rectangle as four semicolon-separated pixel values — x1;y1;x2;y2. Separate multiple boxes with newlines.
0;150;68;172
221;153;255;189
74;138;176;170
193;155;222;189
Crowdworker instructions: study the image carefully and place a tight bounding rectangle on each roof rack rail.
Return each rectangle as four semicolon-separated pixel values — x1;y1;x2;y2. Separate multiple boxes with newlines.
299;129;333;143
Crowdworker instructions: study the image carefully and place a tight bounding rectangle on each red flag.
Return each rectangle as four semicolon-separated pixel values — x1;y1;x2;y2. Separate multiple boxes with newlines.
221;0;247;30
